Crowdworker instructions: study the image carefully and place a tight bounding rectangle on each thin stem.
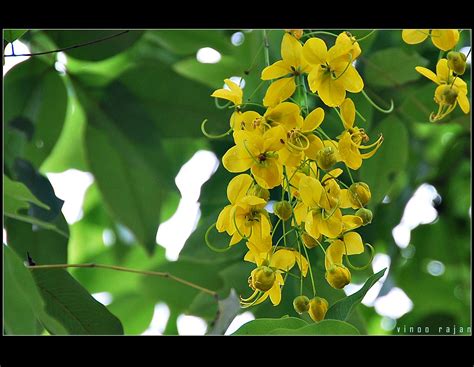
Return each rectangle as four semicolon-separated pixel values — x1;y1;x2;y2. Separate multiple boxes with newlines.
345;164;355;184
300;235;316;297
246;80;266;102
263;30;270;68
361;90;394;113
356;29;376;42
300;74;310;116
27;263;218;298
4;30;130;57
302;31;339;39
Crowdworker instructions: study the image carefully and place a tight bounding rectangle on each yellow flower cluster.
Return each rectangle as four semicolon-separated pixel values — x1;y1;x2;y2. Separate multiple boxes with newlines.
208;30;382;322
402;29;470;122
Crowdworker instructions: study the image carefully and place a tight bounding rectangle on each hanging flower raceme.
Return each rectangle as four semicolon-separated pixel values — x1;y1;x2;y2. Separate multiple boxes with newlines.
205;29;386;321
402;29;460;51
415;58;470;121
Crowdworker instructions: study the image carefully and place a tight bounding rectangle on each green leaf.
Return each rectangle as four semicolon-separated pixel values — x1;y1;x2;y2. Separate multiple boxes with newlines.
107;293;155;335
4;29;28;43
4;58;68;168
359;116;409;206
364;47;428;88
147;30;232;56
231;316;308;335
268;320;360;335
44;30;144;61
31;268;124;335
4;174;49;212
326;268;387;321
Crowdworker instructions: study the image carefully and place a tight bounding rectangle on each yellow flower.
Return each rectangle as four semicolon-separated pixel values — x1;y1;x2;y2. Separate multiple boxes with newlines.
242;239;309;306
337;98;383;170
402;29;459;51
222;126;286;189
216;174;271;245
261;33;311;107
416;59;470;117
324;232;364;289
210;78;243;106
308;297;329;322
303;36;364;107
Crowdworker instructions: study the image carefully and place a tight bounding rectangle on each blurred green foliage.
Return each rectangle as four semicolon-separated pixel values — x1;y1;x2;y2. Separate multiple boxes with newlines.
3;29;471;335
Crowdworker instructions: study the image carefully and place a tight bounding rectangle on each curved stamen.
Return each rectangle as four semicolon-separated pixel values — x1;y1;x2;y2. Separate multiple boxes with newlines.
205;223;232;252
287;131;310;151
201;119;232;139
362;90;394;113
242;139;261;164
232;209;249;240
321;197;340;220
354;134;384;150
343;242;375;271
332;53;353;81
214;98;232;109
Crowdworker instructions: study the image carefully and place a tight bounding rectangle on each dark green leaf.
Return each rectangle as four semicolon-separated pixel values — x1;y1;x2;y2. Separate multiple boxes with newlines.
232;316;308;335
44;30;144;61
4;174;49;212
326;268;387;321
107;293;155;335
31;268;124;335
4;58;68;168
364;47;428;87
268;319;360;335
4;29;28;43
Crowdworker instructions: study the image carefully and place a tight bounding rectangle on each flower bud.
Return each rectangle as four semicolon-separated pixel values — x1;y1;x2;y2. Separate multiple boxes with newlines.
325;264;351;289
248;183;270;201
349;182;371;208
285;29;304;40
316;146;338;170
355;207;373;225
308;297;329;322
301;232;318;249
274;200;292;221
293;295;310;314
447;51;467;75
251;266;275;292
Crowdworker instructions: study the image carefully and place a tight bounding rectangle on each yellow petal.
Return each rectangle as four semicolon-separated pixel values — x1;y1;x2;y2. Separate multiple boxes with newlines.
261;60;291;80
281;32;304;68
336;32;361;60
415;66;439;84
227;174;253;204
338;131;362;170
251;159;282;189
234;130;263;156
302;107;325;132
210;89;241;106
222;145;254;172
342;215;364;231
339;189;353;209
343;231;364;255
302;37;328;66
239;111;264;132
316;209;342;238
263;125;287;152
294;251;309;277
321;168;343;183
431;29;459;51
230;232;243;246
318;76;346;107
457;92;470;114
270;249;296;272
304;211;320;240
263;77;297;107
216;205;232;232
236;195;266;208
339;65;364;93
264;102;301;130
243;249;256;263
325;240;345;269
402;29;429;44
294;201;307;224
307;65;324;93
436;59;450;84
268;281;282;305
340;98;355;129
305;134;324;160
299;175;323;208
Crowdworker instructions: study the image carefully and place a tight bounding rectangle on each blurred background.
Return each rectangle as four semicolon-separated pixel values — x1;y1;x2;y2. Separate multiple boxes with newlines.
3;29;471;335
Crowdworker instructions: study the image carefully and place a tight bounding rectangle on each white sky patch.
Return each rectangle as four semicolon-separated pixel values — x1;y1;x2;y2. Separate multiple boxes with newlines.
225;312;255;335
196;47;222;64
231;32;245;46
102;229;116;247
265;200;276;213
142;303;170;335
380;316;397;331
177;315;207;335
156;150;219;261
3;40;30;76
92;292;113;306
3;229;8;245
46;170;94;224
345;253;391;307
54;51;68;75
459;46;471;65
392;183;440;248
374;287;413;319
382;195;391;204
224;76;245;90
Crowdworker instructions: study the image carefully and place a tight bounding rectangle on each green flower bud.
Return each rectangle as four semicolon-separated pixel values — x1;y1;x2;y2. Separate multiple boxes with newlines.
251;266;275;292
316;146;338;170
308;297;329;322
355;207;373;225
349;182;371;208
274;200;292;221
325;264;351;289
248;183;270;201
447;51;467;75
293;295;310;314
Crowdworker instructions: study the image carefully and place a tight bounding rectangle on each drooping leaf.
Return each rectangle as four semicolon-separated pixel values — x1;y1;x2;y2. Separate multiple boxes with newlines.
4;29;28;43
231;316;308;335
325;268;387;321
